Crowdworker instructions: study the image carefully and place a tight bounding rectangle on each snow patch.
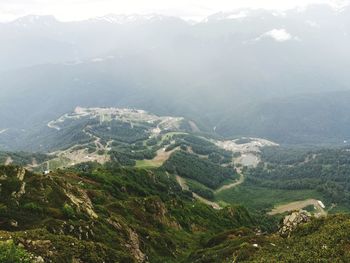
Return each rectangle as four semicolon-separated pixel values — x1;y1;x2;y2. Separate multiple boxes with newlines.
92;14;167;24
226;11;248;20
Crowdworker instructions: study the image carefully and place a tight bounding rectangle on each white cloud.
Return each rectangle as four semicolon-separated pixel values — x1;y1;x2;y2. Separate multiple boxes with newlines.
258;29;297;42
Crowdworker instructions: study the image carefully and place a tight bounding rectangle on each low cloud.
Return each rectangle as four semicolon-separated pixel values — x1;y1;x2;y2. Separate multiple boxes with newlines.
257;28;298;42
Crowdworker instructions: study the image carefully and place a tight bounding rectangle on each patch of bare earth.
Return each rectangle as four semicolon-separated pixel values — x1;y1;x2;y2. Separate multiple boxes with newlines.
268;199;327;217
5;157;13;165
154;147;177;164
61;149;110;165
140;147;179;167
175;175;189;191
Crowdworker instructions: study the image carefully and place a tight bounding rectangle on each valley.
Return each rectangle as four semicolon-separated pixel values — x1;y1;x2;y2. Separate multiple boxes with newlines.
0;107;349;262
3;7;350;147
0;107;332;215
2;6;350;262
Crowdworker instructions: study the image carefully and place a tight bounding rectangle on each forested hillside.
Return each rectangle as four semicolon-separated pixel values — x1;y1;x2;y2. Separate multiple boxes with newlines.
246;146;350;211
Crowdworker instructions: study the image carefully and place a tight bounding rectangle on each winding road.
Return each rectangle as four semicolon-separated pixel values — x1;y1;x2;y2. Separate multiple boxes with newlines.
215;169;244;194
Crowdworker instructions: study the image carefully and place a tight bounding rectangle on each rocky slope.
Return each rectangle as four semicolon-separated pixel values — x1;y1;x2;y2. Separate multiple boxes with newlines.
1;164;350;262
0;164;256;262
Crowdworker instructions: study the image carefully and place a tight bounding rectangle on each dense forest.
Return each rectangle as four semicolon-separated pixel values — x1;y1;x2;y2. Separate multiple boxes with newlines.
164;151;237;189
165;134;233;165
88;120;151;144
248;147;350;209
0;151;51;166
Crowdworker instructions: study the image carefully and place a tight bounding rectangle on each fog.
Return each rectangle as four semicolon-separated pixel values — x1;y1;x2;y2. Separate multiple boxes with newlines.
1;3;350;147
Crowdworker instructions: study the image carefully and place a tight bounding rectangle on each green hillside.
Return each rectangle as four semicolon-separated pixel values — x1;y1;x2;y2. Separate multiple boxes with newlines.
1;164;350;262
0;164;258;262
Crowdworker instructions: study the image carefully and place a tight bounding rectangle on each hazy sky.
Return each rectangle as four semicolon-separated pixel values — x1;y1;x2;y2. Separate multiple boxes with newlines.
0;0;349;22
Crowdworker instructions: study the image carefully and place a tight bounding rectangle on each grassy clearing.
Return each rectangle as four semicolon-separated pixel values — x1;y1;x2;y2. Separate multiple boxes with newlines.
159;132;187;145
215;184;324;212
327;204;350;214
268;199;326;216
135;147;179;169
135;159;160;168
136;131;209;169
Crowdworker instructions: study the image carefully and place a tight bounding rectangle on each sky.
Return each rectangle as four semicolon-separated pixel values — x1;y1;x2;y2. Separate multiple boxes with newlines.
0;0;349;22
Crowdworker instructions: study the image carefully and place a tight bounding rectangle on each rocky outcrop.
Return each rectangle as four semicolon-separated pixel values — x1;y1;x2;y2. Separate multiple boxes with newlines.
107;217;147;263
17;238;55;259
63;184;98;219
126;228;147;263
12;182;26;199
16;167;26;181
49;221;95;241
279;210;311;237
145;197;181;229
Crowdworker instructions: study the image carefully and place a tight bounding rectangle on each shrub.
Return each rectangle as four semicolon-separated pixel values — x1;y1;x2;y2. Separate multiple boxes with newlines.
62;203;75;219
0;240;32;263
23;202;43;214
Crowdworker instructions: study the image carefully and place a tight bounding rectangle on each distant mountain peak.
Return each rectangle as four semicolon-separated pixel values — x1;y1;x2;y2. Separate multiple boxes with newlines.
91;13;172;24
201;9;281;23
203;10;251;22
10;15;58;27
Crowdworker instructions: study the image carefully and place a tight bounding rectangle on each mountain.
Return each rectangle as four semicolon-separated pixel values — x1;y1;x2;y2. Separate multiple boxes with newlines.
1;4;350;145
3;5;350;262
1;160;350;262
90;14;175;24
216;90;350;144
189;213;350;262
0;165;256;262
0;107;194;151
0;108;350;261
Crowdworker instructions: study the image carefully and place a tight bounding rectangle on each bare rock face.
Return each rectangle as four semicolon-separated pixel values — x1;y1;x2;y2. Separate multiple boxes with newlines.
126;228;147;263
279;210;311;237
10;220;18;227
63;183;98;219
34;255;45;263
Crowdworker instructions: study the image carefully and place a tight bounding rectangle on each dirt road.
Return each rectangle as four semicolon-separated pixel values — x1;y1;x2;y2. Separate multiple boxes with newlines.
175;175;222;210
215;173;244;193
175;175;189;191
192;193;222;210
